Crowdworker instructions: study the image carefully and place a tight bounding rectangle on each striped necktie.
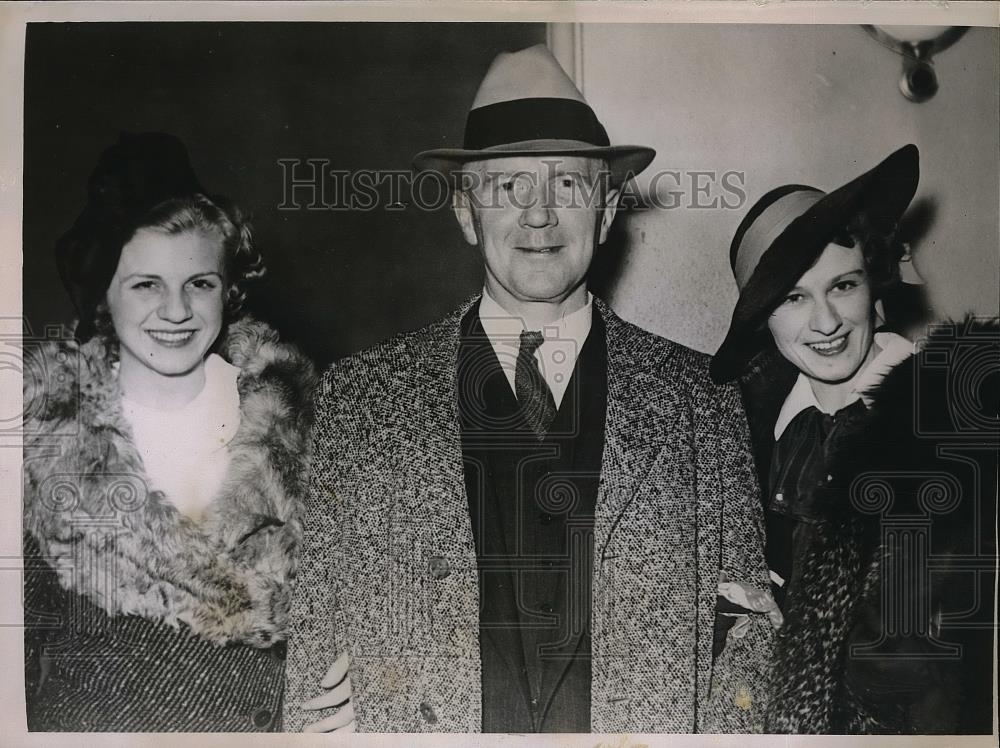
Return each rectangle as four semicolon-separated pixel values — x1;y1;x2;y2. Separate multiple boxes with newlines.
515;330;557;439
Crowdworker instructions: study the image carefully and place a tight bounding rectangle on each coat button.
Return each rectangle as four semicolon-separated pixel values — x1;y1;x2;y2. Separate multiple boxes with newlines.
251;708;273;729
419;702;438;724
428;555;450;580
268;641;287;662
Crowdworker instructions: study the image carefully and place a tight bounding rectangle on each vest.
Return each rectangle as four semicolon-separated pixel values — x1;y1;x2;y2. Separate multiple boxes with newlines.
457;302;608;732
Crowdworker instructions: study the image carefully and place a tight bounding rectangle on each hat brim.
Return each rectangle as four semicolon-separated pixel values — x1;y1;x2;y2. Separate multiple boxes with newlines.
710;144;920;384
413;141;656;187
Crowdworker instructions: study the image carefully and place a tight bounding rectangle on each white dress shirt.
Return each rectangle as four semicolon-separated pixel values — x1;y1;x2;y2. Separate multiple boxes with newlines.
478;288;593;408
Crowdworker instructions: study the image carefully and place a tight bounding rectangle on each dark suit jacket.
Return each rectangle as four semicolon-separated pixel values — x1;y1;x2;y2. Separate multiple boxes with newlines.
285;296;773;732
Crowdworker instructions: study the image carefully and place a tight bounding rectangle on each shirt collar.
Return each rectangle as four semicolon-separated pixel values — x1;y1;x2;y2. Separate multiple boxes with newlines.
477;288;593;408
774;331;914;440
478;287;593;345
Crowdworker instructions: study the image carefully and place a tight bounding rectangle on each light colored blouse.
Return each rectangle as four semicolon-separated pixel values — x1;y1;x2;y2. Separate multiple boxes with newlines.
120;353;241;520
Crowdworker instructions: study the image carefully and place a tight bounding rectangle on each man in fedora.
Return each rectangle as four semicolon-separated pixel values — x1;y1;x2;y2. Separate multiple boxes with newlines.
284;44;773;734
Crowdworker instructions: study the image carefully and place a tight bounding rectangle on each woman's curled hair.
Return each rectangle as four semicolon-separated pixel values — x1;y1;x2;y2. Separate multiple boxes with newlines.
833;209;905;295
137;193;266;317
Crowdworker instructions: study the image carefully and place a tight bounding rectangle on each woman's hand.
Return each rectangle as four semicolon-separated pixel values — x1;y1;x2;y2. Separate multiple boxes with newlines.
301;651;356;732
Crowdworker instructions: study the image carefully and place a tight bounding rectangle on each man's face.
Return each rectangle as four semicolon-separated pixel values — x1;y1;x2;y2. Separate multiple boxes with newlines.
453;155;619;310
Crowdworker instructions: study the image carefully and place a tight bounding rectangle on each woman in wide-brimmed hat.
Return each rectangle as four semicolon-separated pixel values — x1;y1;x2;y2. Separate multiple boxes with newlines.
711;144;996;734
22;132;317;731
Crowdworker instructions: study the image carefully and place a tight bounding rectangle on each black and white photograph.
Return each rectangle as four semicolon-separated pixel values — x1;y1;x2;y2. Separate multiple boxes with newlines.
1;2;997;745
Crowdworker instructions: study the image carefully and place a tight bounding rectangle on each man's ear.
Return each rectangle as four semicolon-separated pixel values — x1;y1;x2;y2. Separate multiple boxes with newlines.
597;187;621;245
452;191;478;246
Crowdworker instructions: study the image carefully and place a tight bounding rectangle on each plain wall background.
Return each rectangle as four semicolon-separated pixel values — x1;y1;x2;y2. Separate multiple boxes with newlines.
584;24;1000;352
22;23;999;364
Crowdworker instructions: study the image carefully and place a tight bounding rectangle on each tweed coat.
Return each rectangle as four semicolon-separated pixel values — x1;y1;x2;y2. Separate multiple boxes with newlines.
22;317;316;731
284;296;773;733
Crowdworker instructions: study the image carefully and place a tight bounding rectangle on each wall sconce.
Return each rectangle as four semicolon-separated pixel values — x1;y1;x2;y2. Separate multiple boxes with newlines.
862;25;969;103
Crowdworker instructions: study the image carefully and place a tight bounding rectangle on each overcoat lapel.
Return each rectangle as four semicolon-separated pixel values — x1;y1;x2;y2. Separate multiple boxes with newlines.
592;301;687;561
402;301;482;649
352;299;482;732
590;300;701;731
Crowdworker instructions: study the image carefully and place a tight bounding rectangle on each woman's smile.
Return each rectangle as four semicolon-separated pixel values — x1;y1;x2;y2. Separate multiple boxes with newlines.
146;328;199;346
804;331;850;356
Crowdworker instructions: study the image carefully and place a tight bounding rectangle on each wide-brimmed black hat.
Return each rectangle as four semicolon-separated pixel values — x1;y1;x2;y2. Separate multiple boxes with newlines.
709;143;920;384
55;132;207;340
412;44;655;186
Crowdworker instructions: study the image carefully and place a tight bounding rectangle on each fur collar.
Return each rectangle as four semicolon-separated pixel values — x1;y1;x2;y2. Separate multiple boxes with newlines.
824;317;998;530
23;317;317;647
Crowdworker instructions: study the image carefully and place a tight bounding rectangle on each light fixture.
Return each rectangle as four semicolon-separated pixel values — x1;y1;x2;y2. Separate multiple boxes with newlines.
862;25;969;103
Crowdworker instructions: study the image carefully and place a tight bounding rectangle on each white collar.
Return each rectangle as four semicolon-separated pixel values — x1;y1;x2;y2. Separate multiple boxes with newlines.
774;331;915;440
477;288;593;407
478;288;593;343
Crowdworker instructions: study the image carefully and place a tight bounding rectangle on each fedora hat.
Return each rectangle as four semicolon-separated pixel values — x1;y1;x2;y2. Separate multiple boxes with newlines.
709;144;920;384
412;44;655;186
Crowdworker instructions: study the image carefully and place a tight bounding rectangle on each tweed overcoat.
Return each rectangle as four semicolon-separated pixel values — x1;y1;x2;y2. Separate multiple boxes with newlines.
285;297;773;733
22;318;316;731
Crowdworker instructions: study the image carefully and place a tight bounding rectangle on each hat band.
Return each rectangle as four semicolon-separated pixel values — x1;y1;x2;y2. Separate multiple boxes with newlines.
464;97;610;151
734;189;826;290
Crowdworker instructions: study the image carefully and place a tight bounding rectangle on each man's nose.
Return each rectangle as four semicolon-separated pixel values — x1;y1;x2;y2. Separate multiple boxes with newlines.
518;187;557;229
809;297;842;336
158;288;193;323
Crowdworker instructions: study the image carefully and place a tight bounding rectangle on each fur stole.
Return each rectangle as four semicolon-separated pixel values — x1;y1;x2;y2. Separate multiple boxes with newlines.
23;317;318;648
767;318;998;734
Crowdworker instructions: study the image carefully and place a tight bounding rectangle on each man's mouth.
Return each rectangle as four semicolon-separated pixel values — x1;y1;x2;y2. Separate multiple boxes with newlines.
517;245;562;254
146;330;197;347
806;333;849;356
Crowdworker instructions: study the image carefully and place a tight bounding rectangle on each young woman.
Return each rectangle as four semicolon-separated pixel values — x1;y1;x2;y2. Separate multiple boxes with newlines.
711;144;996;734
23;132;317;731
